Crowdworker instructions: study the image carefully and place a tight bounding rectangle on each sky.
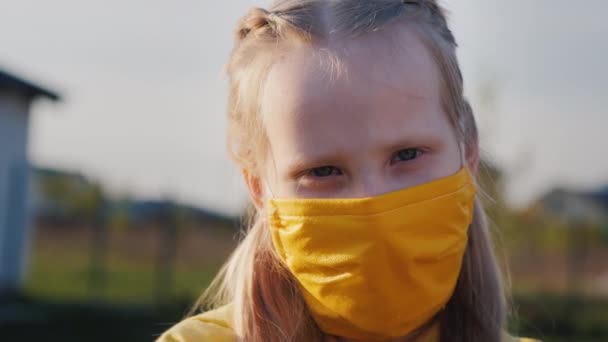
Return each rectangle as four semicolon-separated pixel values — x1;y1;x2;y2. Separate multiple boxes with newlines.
0;0;606;215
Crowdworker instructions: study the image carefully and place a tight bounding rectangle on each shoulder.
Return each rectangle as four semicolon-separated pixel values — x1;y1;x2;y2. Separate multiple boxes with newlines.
156;304;236;342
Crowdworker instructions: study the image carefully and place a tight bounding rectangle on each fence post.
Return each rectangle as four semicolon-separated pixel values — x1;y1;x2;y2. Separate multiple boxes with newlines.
156;202;177;305
88;198;108;301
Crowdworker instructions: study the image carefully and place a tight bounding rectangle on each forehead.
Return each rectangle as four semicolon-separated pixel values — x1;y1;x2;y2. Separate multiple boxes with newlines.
262;26;441;113
261;26;449;161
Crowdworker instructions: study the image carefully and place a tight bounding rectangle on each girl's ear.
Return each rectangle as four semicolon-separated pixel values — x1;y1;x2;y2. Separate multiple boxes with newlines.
242;168;265;210
466;135;480;176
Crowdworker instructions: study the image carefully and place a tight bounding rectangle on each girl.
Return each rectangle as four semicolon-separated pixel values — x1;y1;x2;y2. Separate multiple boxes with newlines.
159;1;534;341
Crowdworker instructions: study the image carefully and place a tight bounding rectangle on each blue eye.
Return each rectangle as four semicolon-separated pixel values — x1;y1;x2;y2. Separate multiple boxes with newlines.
310;166;342;177
393;148;421;162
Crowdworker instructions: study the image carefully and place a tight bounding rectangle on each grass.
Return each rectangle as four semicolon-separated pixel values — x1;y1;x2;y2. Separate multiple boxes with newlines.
24;223;234;305
25;245;221;304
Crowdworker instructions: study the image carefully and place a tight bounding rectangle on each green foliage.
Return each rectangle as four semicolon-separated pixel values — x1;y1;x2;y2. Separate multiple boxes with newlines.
36;171;105;221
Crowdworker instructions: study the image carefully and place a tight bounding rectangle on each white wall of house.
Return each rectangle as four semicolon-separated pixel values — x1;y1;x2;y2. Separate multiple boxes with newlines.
0;89;32;291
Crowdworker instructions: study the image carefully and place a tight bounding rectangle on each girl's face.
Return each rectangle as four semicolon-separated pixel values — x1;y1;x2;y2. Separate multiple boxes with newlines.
253;27;469;201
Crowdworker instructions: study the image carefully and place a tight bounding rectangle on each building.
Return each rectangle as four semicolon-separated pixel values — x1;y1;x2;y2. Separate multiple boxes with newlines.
0;69;59;292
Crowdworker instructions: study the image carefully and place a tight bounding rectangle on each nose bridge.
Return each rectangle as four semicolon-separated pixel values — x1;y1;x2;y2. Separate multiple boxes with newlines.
353;165;390;198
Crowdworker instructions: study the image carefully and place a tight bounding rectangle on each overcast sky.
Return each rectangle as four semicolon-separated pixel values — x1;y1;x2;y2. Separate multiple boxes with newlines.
1;0;606;214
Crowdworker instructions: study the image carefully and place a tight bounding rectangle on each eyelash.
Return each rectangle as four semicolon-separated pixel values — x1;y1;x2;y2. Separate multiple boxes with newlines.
303;148;423;180
390;148;423;165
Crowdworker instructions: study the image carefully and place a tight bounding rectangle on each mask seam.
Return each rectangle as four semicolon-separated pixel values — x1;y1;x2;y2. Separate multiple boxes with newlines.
271;183;474;218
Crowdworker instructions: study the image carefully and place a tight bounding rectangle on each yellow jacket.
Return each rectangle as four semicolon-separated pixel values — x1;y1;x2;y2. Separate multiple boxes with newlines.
156;305;539;342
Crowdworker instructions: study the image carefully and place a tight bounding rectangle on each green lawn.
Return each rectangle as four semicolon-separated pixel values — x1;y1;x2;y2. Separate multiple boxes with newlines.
25;243;220;305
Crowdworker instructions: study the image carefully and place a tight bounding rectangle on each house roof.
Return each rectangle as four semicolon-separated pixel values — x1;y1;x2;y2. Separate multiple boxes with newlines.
0;69;60;101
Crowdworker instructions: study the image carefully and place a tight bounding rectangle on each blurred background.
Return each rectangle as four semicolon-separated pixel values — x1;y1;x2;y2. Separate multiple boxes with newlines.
0;0;606;341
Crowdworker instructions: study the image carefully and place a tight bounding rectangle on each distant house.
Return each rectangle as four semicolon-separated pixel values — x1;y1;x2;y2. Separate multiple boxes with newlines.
535;187;608;224
0;69;59;292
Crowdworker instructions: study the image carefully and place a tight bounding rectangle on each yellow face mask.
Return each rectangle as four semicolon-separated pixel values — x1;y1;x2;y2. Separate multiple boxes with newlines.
267;167;476;341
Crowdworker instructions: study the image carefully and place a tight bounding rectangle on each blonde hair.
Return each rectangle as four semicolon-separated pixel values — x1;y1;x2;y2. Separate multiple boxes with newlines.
196;1;507;341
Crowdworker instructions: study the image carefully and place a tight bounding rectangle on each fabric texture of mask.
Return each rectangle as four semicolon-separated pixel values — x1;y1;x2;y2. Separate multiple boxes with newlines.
267;168;476;341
